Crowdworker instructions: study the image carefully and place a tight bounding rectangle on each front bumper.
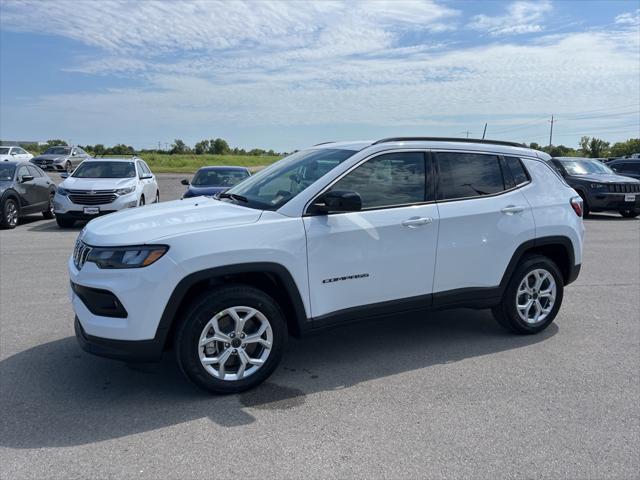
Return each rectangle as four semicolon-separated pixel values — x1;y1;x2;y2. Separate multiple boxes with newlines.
69;252;184;358
587;192;640;212
75;316;164;362
54;192;138;215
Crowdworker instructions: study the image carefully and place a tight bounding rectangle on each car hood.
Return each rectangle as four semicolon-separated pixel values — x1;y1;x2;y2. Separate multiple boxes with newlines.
33;154;68;161
81;197;263;246
61;177;136;190
185;185;228;196
570;173;640;183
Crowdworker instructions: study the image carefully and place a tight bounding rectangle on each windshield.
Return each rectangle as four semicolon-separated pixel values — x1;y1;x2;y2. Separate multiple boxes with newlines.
72;161;136;178
0;147;10;155
0;164;15;181
559;159;614;175
224;148;357;210
44;147;71;155
192;168;249;187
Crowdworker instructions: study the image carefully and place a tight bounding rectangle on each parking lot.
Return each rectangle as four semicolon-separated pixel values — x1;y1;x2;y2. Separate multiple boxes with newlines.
1;172;639;479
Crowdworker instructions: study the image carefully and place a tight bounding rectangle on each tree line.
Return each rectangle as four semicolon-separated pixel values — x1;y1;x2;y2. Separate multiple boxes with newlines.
7;138;283;157
5;136;639;158
529;137;640;158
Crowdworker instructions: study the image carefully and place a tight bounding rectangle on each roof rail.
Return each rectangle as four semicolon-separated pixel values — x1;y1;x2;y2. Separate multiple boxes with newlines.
313;141;335;146
371;137;526;148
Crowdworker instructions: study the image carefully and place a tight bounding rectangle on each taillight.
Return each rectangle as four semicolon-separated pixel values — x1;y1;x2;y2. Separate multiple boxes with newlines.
570;196;583;217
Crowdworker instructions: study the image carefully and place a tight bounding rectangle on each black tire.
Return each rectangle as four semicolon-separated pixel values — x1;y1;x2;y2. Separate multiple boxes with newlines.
56;215;75;228
175;284;287;394
42;193;55;219
492;254;564;334
1;198;19;229
155;190;160;203
619;209;639;218
139;195;145;206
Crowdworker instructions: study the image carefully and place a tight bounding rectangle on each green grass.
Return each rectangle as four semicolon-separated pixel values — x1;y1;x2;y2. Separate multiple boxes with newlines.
138;153;282;173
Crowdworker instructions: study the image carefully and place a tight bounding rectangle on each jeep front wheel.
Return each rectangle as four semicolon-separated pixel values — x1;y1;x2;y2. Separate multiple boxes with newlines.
492;255;564;334
175;285;287;394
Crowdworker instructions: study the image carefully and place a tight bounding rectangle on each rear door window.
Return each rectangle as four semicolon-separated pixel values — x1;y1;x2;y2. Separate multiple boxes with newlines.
436;152;506;200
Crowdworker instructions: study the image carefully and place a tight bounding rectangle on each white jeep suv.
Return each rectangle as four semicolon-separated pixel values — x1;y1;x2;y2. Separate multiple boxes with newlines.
69;138;584;393
54;157;159;227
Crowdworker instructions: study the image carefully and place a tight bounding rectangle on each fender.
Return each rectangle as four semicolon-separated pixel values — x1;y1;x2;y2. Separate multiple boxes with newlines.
1;189;21;210
499;235;578;289
156;262;309;349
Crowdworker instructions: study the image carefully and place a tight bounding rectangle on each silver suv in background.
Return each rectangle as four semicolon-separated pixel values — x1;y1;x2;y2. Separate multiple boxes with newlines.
31;146;91;172
54;157;159;227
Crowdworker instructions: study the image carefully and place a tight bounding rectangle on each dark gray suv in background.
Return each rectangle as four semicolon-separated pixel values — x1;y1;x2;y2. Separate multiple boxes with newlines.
550;157;640;218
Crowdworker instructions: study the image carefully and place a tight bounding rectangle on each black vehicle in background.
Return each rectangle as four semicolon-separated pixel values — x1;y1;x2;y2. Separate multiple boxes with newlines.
0;161;57;229
607;158;640;181
550;157;640;218
181;166;251;198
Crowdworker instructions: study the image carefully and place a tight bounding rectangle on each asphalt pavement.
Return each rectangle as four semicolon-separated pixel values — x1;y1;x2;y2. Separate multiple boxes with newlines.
1;173;638;479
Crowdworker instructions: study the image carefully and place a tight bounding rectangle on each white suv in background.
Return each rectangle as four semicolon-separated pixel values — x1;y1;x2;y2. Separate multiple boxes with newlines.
54;157;159;227
69;138;584;393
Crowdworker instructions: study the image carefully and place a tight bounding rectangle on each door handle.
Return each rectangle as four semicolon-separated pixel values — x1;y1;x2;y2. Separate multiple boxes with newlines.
402;216;433;228
501;205;525;214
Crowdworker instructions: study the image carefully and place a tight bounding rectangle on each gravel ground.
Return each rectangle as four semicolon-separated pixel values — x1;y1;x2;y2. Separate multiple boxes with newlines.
1;172;638;479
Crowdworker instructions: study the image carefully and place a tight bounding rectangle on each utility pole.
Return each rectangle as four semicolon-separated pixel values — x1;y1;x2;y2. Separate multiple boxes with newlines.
548;115;555;148
462;130;472;138
482;123;487;139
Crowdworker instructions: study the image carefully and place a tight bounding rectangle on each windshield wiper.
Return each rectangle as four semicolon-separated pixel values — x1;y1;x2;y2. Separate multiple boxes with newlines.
218;192;248;203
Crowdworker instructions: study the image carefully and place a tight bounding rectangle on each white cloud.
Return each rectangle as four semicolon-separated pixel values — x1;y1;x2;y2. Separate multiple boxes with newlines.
615;9;640;27
468;1;552;36
0;0;638;149
0;0;457;56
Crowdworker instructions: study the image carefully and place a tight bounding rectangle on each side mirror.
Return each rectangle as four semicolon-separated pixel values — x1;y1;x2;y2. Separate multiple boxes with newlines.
11;151;17;155
72;151;77;156
60;172;69;179
181;179;189;185
20;175;34;183
310;190;362;214
141;173;153;180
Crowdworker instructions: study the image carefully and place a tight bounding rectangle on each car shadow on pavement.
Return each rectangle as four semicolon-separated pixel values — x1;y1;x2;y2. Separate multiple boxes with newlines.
0;308;557;448
26;219;84;232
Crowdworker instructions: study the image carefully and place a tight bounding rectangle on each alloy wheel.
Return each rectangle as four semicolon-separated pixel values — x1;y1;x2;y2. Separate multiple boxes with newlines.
516;268;556;324
6;201;18;227
198;306;273;381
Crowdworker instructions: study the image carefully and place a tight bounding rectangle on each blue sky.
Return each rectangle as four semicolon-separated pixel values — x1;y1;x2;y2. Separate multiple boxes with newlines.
1;0;638;152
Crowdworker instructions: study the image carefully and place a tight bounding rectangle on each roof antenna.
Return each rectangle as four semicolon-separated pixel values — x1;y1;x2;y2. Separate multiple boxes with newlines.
482;123;487;139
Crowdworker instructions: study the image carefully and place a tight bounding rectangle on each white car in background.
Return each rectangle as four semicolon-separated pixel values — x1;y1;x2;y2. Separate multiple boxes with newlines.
0;146;33;162
54;157;159;227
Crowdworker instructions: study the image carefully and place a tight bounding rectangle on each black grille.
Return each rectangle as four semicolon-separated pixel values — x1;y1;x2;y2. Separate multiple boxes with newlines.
606;183;640;193
68;190;117;205
73;239;92;270
36;159;53;165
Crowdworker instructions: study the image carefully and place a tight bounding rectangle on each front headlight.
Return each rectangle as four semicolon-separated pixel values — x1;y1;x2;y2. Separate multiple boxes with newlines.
86;245;168;269
57;186;69;196
116;186;136;195
590;183;606;189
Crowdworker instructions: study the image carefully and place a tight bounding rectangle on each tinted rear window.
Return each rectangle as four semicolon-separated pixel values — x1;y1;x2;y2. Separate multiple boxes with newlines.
504;156;530;185
437;152;505;200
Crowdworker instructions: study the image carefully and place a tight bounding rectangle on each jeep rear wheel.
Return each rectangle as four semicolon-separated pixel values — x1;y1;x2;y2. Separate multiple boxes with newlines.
492;255;564;334
175;285;286;394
